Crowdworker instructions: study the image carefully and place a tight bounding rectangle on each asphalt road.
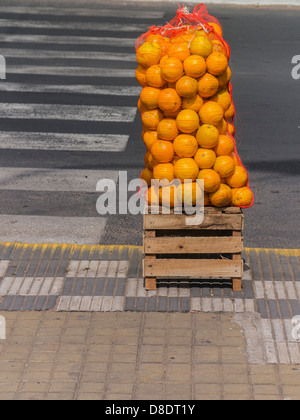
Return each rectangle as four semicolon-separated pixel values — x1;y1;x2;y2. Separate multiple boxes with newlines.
0;0;299;248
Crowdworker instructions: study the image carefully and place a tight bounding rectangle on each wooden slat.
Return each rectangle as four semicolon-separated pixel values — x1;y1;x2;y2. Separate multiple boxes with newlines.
144;236;243;254
144;259;242;278
144;213;243;230
145;206;242;215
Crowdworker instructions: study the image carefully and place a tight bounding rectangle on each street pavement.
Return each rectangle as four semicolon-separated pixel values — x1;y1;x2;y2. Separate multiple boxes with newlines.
0;1;299;248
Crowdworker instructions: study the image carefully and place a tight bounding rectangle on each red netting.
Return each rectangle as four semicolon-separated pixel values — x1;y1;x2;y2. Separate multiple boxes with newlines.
136;3;254;209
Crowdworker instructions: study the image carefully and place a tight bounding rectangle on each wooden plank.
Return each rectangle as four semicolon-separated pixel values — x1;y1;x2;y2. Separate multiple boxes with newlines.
144;213;243;231
144;259;242;278
145;277;157;290
144;236;243;254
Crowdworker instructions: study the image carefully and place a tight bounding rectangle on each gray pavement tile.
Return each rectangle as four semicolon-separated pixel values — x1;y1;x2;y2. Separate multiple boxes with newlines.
257;299;269;319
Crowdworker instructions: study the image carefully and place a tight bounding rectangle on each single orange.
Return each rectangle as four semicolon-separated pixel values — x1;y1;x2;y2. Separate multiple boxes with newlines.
208;22;223;38
217;66;232;89
206;52;228;76
157;118;179;141
151;140;174;163
158;88;181;113
216;118;228;135
209;183;232;207
153;162;174;183
228;123;235;136
176;76;198;99
173;158;199;181
173;134;198;158
199;101;224;126
146;65;166;88
136;41;162;68
198;73;219;98
197;169;221;193
140;86;161;110
189;34;213;58
140;167;153;187
213;155;235;178
161;57;183;82
224;103;235;121
183;55;206;79
176;109;200;133
142;108;164;130
196;124;219;148
231;187;253;207
210;87;232;111
144;151;158;170
226;166;248;188
136;65;147;87
214;135;235;156
194;148;216;169
147;185;160;206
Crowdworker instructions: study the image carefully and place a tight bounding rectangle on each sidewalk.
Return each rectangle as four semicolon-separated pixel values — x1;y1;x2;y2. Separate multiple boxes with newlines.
0;243;300;400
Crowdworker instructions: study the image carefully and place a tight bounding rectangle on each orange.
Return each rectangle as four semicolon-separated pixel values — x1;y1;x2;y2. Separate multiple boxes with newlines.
214;134;235;156
147;185;160;206
189;34;213;58
138;98;148;115
194;148;216;169
176;76;198;99
197;169;221;193
168;42;190;62
157;88;181;113
231;152;240;167
228;123;235;136
231;187;253;207
199;101;224;126
140;86;161;110
159;185;178;208
226;166;248;188
151;140;174;163
142;108;164;130
206;52;228;76
182;95;204;113
208;22;223;38
217;66;232;89
140;167;153;187
143;130;158;150
136;65;147;87
157;118;178;141
183;55;206;79
196;124;219;148
204;192;210;206
216;118;228;134
177;182;203;206
212;40;228;57
146;65;166;88
146;34;169;56
197;73;219;98
176;109;200;134
224;104;235;120
144;151;157;170
153;162;174;183
161;57;183;82
210;88;231;111
173;158;199;181
213;155;235;178
209;184;232;207
173;134;198;158
136;41;162;68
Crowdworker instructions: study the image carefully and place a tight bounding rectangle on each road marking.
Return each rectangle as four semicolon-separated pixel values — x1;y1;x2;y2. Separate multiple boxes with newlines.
0;35;136;47
0;132;129;151
0;6;165;19
0;83;141;96
0;168;119;192
1;49;136;62
7;65;136;78
0;216;108;245
0;19;150;32
0;103;137;122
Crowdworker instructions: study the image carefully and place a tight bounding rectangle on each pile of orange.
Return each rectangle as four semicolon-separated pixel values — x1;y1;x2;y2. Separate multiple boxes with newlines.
137;22;253;208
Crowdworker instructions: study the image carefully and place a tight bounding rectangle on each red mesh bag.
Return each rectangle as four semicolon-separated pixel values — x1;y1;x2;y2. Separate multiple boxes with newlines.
136;3;254;209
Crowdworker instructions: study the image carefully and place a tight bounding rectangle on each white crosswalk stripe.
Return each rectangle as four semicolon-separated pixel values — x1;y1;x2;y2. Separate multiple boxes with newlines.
0;4;157;244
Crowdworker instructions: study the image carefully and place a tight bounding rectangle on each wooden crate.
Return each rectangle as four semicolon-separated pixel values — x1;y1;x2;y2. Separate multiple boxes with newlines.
143;206;244;292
